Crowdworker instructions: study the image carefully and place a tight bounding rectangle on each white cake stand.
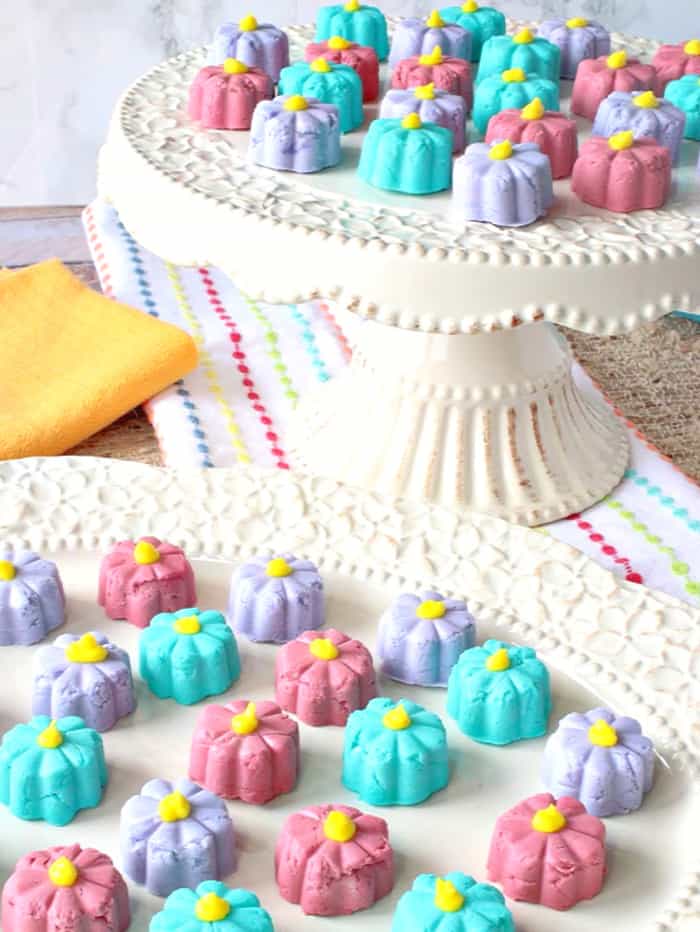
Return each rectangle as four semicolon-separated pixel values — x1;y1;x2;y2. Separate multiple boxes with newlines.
99;18;700;525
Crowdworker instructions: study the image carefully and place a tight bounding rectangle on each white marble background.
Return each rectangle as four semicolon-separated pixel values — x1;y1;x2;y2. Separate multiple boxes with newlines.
0;0;695;206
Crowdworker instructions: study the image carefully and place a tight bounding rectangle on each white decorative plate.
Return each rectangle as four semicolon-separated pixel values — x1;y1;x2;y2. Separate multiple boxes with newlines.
99;19;700;333
0;458;698;931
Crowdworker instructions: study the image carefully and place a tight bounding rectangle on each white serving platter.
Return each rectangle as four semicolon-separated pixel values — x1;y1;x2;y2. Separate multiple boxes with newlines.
0;458;698;931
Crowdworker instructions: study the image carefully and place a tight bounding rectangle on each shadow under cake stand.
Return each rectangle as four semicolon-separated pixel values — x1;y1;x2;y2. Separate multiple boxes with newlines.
99;19;700;525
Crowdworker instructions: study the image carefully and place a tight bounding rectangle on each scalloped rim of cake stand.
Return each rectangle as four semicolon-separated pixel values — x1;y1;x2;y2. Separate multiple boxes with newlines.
99;18;700;334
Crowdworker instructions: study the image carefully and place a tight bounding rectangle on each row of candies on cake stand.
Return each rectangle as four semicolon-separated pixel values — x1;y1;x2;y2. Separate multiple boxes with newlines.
0;541;657;930
185;5;700;226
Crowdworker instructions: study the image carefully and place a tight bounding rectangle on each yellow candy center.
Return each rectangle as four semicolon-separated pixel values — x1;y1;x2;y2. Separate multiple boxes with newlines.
684;39;700;56
344;0;361;11
402;112;423;129
383;703;412;730
223;58;249;74
426;9;445;28
37;720;63;749
566;17;589;28
133;540;160;565
48;857;78;888
607;49;628;69
195;893;231;922
502;67;526;83
328;35;352;49
309;637;340;660
158;791;192;822
311;56;332;73
513;28;534;44
173;614;201;635
419;45;444;65
488;140;514;161
65;633;108;664
416;599;446;619
462;0;479;12
633;90;659;108
588;718;619;747
414;82;436;100
531;803;568;833
485;646;511;669
609;129;635;151
434;878;465;912
0;560;16;581
266;556;294;576
239;14;258;32
521;96;545;120
323;810;357;842
231;702;259;735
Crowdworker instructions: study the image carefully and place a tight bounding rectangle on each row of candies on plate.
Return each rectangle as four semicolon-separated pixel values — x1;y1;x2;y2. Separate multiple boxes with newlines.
0;541;656;929
185;6;700;223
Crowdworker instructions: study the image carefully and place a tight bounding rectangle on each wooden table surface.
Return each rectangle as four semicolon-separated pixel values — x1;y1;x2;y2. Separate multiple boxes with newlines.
4;205;700;479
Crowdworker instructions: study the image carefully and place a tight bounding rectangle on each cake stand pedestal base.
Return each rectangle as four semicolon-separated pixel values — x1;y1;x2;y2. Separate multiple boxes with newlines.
289;320;628;526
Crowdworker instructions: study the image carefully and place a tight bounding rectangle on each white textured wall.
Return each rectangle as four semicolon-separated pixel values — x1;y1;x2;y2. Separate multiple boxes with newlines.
0;0;693;206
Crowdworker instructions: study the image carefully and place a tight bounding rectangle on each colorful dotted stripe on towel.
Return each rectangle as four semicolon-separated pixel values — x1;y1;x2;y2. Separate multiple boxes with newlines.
566;514;643;585
166;263;252;465
113;220;215;468
84;206;114;298
605;498;700;598
198;268;290;470
318;301;353;361
290;305;331;383
625;468;700;532
242;294;299;403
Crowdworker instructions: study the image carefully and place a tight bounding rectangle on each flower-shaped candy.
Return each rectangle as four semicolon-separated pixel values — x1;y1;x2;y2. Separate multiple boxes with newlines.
343;697;449;805
209;14;290;82
32;631;136;732
150;881;274;932
0;548;65;645
439;2;507;62
140;607;240;705
392;872;515;931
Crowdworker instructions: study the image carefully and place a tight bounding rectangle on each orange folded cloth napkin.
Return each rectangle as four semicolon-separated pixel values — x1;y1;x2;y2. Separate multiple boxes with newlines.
0;259;198;458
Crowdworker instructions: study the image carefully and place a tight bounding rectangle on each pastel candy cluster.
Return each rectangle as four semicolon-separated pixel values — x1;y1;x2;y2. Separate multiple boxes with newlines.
32;631;136;733
275;803;394;915
2;844;131;932
278;59;363;133
305;37;380;101
188;60;274;130
343;698;449;806
571;51;661;120
209;15;290;82
359;115;453;194
447;639;551;743
376;591;475;685
453;141;554;227
121;778;236;896
477;29;561;84
0;715;106;826
228;554;325;641
275;628;377;726
665;74;700;140
542;707;655;816
487;793;607;910
592;90;686;164
139;607;240;705
439;3;507;62
380;86;468;153
486;99;578;179
150;882;274;932
392;873;515;932
473;68;559;134
189;699;300;803
538;17;611;78
99;537;196;629
572;134;671;212
315;2;390;61
389;11;472;68
0;549;65;646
